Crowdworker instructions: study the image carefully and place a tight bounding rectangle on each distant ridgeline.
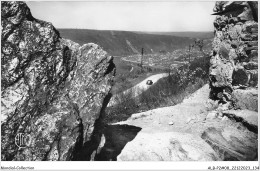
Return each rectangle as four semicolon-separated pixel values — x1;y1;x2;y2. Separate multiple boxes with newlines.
58;29;213;56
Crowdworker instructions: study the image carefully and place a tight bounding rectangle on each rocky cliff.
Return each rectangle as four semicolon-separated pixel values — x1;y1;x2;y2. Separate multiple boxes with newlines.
209;1;258;111
1;1;115;161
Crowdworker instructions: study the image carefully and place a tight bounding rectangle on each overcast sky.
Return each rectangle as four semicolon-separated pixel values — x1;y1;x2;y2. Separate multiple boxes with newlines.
27;1;216;32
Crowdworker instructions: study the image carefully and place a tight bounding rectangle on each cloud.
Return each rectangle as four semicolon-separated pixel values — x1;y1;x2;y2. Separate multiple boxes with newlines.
27;1;216;32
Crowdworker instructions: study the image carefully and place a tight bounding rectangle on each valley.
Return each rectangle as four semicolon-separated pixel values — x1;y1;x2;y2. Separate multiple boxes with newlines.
1;1;258;166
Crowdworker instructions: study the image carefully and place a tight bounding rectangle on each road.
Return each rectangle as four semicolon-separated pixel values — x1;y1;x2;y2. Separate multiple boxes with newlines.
108;73;169;107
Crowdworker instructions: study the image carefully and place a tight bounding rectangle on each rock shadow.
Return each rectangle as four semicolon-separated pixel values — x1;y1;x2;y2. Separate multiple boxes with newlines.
95;124;142;161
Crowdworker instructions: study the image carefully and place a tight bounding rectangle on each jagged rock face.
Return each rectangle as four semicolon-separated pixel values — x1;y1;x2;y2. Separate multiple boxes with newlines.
1;1;115;161
205;1;258;161
209;1;258;102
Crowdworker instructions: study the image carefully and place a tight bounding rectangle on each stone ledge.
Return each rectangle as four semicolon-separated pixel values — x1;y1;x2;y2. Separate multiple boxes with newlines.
223;109;258;133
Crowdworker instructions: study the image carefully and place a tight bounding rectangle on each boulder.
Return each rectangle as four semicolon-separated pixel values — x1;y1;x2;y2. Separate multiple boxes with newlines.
223;110;258;133
201;127;257;161
232;68;249;86
233;89;258;112
117;132;219;161
1;1;115;161
209;55;234;88
238;6;254;21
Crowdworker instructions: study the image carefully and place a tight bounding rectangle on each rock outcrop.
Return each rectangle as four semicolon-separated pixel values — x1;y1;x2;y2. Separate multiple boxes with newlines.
223;109;258;133
114;84;258;161
204;1;259;161
1;1;115;161
209;1;258;107
201;126;257;161
99;1;258;161
117;132;219;161
233;88;258;111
